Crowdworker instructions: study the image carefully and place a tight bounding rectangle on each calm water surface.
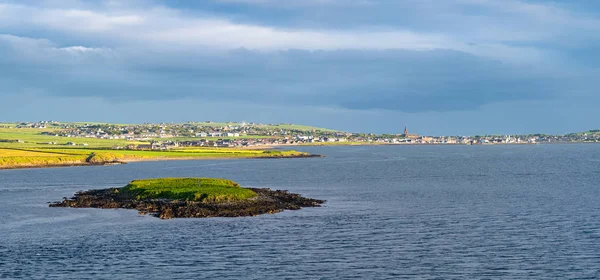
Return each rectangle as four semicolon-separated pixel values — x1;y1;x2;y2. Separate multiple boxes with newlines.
1;145;600;279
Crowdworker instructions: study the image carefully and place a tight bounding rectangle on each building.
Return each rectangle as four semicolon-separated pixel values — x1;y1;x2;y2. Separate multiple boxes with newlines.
402;126;419;139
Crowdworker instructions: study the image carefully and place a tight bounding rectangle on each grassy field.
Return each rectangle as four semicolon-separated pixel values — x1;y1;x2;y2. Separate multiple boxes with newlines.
0;147;309;169
0;148;131;168
0;127;143;148
122;178;257;202
0;152;89;168
0;123;314;169
0;123;16;128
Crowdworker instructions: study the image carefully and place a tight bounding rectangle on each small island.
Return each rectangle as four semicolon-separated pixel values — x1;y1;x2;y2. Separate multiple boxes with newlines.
49;178;325;219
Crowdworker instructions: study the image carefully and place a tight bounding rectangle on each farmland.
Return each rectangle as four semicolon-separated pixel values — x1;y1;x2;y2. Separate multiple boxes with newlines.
0;123;315;169
0;146;312;169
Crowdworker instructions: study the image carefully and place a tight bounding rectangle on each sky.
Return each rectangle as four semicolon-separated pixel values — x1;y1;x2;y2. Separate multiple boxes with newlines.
0;0;599;135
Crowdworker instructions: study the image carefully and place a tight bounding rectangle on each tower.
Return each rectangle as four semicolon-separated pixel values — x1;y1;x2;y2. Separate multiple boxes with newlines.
403;126;408;136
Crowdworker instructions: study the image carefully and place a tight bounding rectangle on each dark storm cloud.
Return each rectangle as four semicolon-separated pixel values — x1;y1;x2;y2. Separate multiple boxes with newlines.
0;37;562;112
1;0;600;134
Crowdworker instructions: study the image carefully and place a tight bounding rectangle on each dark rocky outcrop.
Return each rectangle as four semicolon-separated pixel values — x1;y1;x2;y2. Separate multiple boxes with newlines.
49;187;325;219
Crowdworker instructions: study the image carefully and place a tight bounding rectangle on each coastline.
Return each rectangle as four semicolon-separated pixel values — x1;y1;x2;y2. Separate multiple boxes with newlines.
268;142;600;147
3;142;596;170
272;142;541;147
0;153;323;170
0;161;125;170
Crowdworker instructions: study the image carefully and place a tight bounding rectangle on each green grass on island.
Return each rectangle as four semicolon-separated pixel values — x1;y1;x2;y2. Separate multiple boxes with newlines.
121;178;258;203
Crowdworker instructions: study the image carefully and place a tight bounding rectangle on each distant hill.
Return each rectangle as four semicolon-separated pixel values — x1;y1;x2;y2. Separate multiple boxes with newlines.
172;122;339;132
2;121;340;132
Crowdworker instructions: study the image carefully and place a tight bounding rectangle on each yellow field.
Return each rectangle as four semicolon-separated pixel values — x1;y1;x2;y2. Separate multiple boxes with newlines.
0;125;311;169
0;149;69;157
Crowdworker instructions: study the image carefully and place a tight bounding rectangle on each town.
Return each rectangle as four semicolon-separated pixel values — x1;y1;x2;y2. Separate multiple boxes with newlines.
8;121;600;150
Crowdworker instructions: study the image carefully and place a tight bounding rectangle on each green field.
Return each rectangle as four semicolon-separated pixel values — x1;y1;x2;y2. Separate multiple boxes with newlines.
0;121;337;149
0;147;308;169
0;127;143;148
0;124;311;169
122;178;257;202
0;123;16;128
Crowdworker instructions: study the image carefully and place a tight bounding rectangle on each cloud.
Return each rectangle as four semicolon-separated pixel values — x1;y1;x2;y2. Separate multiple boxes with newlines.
0;34;571;113
1;0;600;134
0;3;446;50
214;0;370;7
57;46;109;53
0;1;570;64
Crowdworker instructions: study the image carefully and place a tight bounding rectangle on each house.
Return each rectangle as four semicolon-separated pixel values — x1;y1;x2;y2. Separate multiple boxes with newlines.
215;139;231;147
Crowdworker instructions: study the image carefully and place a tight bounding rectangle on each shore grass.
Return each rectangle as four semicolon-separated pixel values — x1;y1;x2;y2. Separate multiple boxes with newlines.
122;178;257;202
0;148;87;166
0;154;89;167
0;147;310;169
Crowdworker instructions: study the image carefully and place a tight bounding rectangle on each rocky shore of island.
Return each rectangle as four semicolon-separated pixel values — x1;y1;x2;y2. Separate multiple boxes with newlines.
50;186;325;219
256;153;324;159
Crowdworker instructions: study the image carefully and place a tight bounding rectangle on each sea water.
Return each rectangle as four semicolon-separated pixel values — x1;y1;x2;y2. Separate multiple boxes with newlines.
1;145;600;279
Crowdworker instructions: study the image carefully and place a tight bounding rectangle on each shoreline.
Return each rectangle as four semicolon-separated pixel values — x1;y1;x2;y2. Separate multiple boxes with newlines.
0;161;125;170
0;153;324;170
272;142;540;147
2;142;597;170
271;142;600;147
50;185;326;219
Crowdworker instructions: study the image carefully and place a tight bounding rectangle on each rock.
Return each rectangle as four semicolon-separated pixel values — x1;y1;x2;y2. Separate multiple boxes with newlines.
49;187;325;219
159;208;174;219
